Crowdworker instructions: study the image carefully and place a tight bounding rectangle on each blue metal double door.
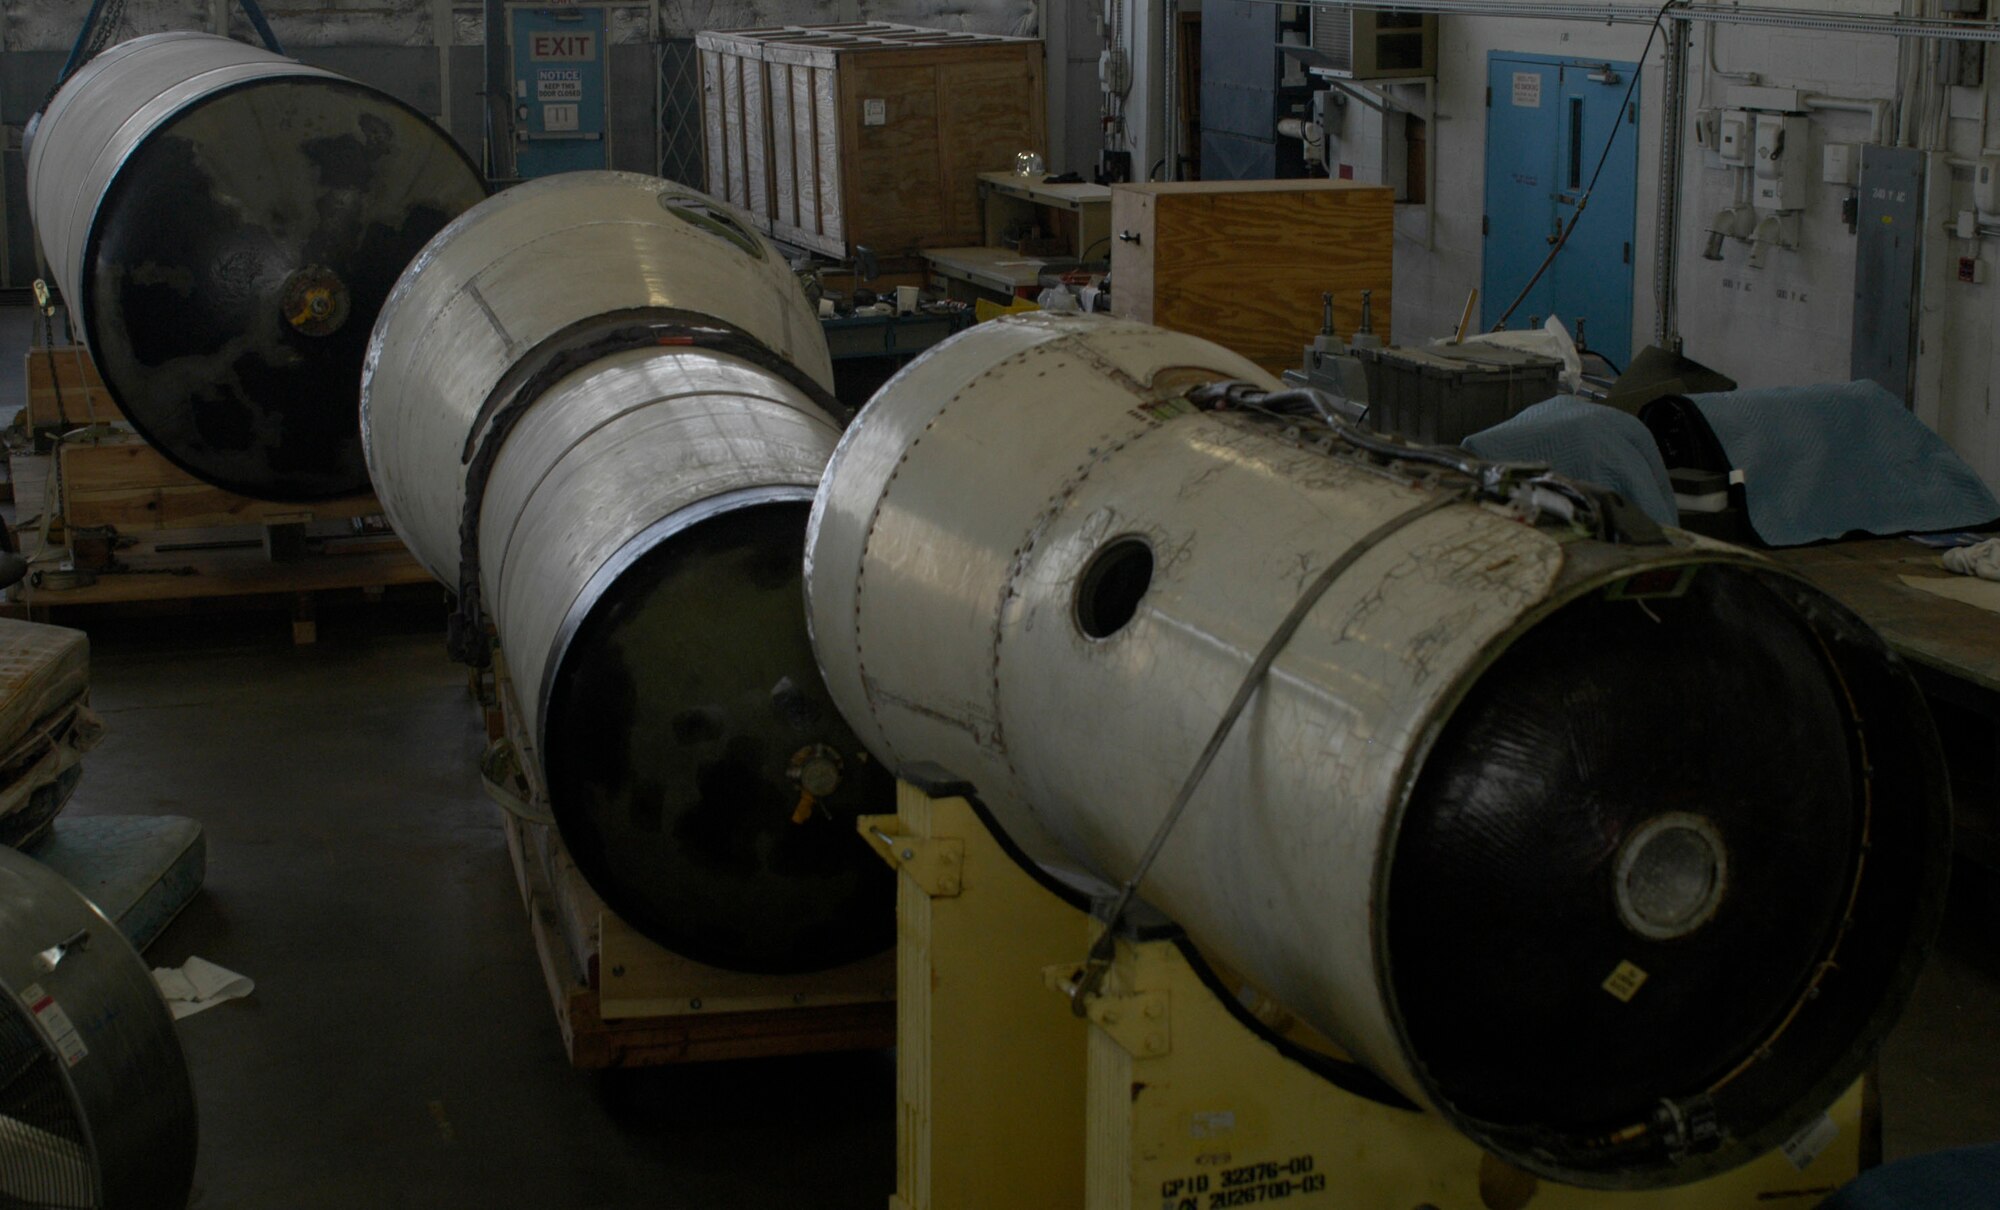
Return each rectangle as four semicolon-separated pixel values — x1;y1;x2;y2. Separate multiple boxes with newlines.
1482;52;1639;368
511;5;609;178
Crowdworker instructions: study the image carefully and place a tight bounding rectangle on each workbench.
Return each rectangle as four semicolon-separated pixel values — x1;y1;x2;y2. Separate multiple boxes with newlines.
819;309;969;361
921;245;1070;301
1774;538;2000;870
976;170;1111;259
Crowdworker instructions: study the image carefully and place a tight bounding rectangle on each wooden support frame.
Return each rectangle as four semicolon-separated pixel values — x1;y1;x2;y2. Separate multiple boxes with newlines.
56;434;383;535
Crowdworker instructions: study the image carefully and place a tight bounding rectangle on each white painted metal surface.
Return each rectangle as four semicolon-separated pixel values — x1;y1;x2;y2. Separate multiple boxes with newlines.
807;311;1565;1101
805;311;1945;1186
363;170;832;586
480;344;837;745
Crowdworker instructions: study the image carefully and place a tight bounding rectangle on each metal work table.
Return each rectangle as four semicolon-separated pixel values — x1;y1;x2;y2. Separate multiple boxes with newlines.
1773;540;2000;695
1773;538;2000;870
819;309;970;362
977;171;1113;261
922;246;1075;300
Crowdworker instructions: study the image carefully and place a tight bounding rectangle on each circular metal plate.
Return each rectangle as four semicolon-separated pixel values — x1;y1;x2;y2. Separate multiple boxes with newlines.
82;76;484;501
542;502;894;974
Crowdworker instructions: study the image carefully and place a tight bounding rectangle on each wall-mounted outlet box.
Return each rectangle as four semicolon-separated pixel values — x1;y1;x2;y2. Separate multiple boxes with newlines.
1823;143;1857;186
1717;112;1752;167
1694;107;1721;155
1753;114;1810;210
1975;154;2000;214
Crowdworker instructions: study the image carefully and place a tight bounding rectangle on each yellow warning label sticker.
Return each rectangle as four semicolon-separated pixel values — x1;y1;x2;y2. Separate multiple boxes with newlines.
1603;960;1649;1003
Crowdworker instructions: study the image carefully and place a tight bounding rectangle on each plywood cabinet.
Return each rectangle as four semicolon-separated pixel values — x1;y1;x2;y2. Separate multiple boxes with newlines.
698;24;1046;259
1110;180;1396;374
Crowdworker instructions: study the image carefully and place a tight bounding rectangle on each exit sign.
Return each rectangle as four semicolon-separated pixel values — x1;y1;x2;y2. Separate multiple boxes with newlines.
530;32;596;61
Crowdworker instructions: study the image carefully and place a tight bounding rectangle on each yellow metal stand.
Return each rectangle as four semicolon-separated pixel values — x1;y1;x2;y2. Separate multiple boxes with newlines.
861;769;1091;1209
865;774;1866;1210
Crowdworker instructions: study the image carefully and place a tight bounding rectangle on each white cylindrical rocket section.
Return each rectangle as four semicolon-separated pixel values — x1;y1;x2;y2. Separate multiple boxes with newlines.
364;174;888;974
363;171;833;584
805;312;1948;1186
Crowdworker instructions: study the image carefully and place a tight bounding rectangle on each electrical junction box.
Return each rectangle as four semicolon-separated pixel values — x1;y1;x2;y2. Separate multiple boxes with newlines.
1753;114;1810;210
1693;107;1721;157
1717;112;1752;167
1960;256;1988;285
1823;143;1857;186
1975;154;2000;214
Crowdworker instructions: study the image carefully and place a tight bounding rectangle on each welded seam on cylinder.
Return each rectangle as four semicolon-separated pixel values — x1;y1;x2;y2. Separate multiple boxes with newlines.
984;333;1228;774
446;308;843;666
849;345;1049;761
462;280;517;357
489;385;810;603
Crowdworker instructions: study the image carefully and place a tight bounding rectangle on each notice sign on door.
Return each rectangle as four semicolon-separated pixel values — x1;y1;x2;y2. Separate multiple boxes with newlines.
530;31;596;61
1512;71;1542;108
543;102;580;132
537;68;581;101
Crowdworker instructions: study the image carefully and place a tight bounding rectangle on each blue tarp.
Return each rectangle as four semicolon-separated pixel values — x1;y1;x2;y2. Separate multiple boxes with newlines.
1462;396;1680;527
1462;381;2000;546
1689;381;2000;546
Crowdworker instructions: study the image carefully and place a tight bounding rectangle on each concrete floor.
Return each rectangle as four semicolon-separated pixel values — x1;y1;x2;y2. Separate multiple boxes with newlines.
77;607;893;1210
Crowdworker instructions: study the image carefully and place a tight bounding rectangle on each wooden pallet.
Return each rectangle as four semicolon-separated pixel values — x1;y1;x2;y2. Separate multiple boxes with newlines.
55;435;382;534
1;532;435;643
4;430;429;643
22;345;124;431
5;451;432;643
487;653;895;1068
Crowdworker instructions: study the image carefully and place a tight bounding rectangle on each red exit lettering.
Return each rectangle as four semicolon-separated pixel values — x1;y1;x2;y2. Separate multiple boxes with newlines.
530;33;596;60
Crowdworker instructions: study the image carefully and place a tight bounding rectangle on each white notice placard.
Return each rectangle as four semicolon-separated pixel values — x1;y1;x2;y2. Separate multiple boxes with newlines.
537;68;581;101
1513;71;1542;108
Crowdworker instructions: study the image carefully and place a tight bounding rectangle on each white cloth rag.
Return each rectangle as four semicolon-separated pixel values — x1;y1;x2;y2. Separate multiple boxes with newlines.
1943;538;2000;581
152;956;254;1020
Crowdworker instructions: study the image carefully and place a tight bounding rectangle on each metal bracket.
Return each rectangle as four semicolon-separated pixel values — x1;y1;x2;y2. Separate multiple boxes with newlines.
859;815;964;897
1043;963;1170;1057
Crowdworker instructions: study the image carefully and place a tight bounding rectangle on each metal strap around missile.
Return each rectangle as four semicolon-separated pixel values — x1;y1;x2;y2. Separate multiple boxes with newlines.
1069;484;1473;1016
1069;378;1667;1014
445;306;848;667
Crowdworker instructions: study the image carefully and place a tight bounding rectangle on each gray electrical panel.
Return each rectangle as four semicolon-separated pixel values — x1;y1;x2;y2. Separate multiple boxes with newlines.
1851;145;1925;406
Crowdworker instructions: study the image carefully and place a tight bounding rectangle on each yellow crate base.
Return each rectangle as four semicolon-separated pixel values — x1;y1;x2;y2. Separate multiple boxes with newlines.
869;775;1868;1210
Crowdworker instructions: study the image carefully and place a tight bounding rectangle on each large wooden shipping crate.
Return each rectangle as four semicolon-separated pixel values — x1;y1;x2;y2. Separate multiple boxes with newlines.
697;23;1046;259
1110;180;1396;374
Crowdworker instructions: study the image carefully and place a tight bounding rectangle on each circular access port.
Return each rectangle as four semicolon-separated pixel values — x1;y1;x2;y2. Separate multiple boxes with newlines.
1616;813;1728;940
1075;536;1155;640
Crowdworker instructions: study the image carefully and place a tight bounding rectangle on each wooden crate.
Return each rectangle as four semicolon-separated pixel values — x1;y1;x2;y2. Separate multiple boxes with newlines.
698;23;1046;259
1109;180;1396;374
57;433;382;533
23;346;125;430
